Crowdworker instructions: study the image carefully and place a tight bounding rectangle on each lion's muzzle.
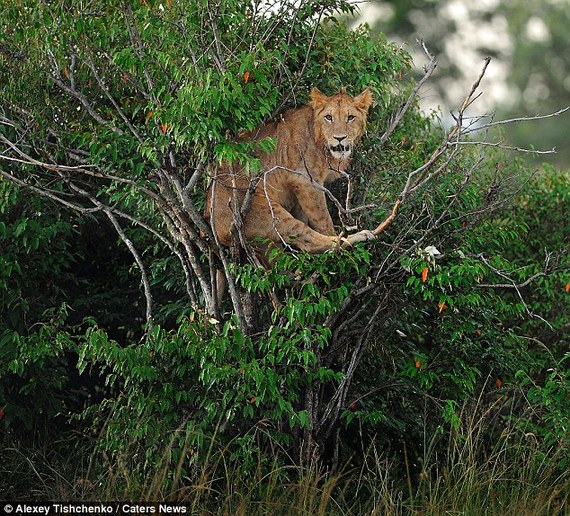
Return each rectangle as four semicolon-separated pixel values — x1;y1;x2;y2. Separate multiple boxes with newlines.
328;141;353;159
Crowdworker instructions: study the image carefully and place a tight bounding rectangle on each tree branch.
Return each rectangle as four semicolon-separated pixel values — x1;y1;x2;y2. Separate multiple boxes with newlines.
476;252;554;329
84;56;145;145
462;106;570;135
47;51;125;137
378;40;437;148
67;181;154;326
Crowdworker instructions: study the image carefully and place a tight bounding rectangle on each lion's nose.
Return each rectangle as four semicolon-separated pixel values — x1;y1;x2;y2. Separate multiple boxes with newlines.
333;135;347;143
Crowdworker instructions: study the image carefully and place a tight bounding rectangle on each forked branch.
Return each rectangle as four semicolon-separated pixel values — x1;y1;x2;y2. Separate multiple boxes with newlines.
363;54;566;239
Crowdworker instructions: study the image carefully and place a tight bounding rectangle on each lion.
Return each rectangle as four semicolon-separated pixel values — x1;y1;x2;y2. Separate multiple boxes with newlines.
204;87;375;254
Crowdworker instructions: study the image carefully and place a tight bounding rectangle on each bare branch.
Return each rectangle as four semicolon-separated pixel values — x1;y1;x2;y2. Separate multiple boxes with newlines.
124;4;156;94
476;252;554;329
184;163;206;192
67;181;154;326
378;40;437;147
462;106;570;135
479;271;547;290
448;140;557;154
84;56;145;145
477;253;550;290
205;0;227;72
0;131;163;204
459;56;491;113
361;57;493;236
0;169;92;213
47;51;125;136
372;199;401;236
270;4;326;116
154;170;214;310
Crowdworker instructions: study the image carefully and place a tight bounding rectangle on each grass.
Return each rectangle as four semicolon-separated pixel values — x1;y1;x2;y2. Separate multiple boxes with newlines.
1;393;568;514
2;429;567;515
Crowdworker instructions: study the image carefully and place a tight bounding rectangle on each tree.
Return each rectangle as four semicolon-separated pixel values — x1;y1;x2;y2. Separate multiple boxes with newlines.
1;0;567;480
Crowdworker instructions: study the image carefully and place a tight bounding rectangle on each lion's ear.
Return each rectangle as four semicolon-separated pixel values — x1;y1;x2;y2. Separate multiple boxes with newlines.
310;87;328;109
354;89;373;112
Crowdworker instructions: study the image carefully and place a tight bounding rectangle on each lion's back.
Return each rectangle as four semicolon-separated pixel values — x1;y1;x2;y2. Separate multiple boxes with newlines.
239;105;314;169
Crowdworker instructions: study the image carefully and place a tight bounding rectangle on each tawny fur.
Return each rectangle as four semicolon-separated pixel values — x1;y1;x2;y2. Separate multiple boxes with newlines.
205;88;374;253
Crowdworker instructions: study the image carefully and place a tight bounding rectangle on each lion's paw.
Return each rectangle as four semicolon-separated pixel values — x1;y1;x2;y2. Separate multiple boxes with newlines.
343;230;376;247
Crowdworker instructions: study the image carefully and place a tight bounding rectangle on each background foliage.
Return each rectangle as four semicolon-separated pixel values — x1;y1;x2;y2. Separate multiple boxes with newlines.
0;0;568;510
361;0;570;166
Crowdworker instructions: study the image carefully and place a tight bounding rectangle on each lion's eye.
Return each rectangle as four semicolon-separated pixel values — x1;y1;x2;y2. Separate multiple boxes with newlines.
347;114;355;122
324;114;333;122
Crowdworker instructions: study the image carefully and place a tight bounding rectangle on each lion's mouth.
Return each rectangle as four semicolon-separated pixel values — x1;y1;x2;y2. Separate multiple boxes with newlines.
329;143;352;157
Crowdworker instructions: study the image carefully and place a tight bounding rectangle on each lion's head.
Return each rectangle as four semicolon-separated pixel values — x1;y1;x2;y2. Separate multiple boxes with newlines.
310;87;373;161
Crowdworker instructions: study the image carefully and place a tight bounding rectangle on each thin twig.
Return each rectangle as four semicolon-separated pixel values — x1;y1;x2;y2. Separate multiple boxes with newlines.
270;4;326;117
379;40;437;147
0;132;162;202
85;56;145;144
47;51;124;136
448;140;557;154
0;169;90;213
476;252;554;329
67;181;154;326
462;106;570;135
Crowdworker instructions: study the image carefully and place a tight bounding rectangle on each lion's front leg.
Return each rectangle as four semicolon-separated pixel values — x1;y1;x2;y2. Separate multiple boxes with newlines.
290;177;336;236
269;204;341;253
241;190;337;253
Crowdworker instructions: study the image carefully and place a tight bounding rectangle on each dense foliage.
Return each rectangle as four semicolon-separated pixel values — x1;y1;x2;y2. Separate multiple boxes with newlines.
0;0;568;509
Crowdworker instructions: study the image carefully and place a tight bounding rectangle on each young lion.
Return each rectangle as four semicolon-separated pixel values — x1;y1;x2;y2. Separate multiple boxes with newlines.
205;87;375;254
